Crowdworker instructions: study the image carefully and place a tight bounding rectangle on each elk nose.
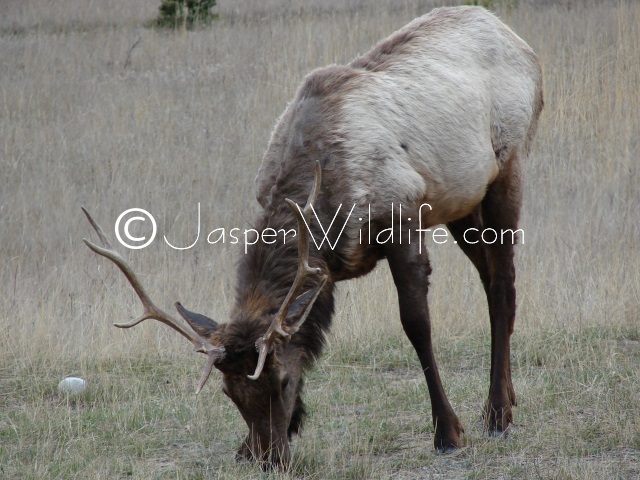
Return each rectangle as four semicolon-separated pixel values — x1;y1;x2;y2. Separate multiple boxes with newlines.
262;438;291;470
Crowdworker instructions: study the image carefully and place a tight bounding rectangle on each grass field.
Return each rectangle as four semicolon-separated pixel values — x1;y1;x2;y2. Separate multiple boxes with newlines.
1;0;639;478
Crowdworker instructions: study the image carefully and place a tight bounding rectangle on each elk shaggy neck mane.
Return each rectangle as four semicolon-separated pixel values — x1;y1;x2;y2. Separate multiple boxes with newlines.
231;200;335;372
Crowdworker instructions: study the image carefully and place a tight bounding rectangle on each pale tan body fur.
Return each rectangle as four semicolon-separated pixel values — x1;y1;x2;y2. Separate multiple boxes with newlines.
256;6;542;234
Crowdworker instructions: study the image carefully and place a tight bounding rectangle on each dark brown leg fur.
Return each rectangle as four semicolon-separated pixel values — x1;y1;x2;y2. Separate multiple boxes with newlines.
448;156;522;434
386;241;464;451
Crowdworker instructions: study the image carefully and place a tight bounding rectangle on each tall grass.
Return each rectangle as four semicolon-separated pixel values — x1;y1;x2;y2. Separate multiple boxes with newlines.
1;0;639;478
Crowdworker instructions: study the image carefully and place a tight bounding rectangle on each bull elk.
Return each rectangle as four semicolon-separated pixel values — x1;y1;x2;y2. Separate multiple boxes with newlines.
84;6;542;469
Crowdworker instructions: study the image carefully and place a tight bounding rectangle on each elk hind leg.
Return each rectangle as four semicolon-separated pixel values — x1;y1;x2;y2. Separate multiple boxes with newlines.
447;206;518;411
480;155;522;434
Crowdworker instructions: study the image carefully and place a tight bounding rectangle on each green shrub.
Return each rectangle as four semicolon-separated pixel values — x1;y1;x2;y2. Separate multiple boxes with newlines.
154;0;218;29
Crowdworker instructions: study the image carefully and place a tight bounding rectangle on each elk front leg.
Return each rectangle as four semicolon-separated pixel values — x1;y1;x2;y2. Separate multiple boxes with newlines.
386;242;463;451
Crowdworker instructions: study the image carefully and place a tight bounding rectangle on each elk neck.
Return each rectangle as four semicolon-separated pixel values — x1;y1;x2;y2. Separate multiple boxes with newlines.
231;202;336;369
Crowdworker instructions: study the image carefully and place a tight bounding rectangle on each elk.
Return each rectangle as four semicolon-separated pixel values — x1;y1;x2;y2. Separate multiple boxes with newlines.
84;6;542;469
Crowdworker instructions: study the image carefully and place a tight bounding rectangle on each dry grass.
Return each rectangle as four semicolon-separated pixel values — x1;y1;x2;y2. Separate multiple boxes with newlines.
1;0;639;478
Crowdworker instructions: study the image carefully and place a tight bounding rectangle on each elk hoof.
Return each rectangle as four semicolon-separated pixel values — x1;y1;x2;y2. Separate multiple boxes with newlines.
487;428;510;439
434;418;464;452
435;441;461;454
483;401;513;436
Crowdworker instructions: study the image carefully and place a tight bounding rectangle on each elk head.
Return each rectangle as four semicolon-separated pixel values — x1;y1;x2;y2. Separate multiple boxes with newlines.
82;163;327;469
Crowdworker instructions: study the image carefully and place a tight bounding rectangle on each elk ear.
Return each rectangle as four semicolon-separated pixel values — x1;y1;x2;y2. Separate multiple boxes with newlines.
284;281;326;332
175;302;219;338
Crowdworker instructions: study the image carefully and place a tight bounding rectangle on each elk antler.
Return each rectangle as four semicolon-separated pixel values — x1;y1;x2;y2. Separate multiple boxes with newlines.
248;162;328;380
81;207;225;394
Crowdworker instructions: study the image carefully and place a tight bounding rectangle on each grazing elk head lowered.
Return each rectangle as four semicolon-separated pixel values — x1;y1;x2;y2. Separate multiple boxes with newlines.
83;165;329;467
84;6;543;471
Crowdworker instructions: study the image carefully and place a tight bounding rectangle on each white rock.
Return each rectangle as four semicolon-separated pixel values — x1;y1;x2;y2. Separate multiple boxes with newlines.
57;377;87;395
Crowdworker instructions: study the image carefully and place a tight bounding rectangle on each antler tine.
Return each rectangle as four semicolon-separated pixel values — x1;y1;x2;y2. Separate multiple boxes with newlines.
196;350;220;395
82;206;115;251
82;207;225;393
248;162;324;380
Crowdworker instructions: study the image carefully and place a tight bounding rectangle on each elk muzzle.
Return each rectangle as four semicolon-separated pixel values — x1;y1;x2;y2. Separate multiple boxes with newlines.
237;429;291;469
